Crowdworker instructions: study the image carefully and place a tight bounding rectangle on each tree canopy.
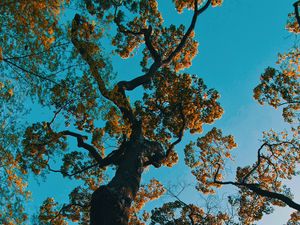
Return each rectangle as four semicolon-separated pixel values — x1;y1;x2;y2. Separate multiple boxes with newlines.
0;0;299;225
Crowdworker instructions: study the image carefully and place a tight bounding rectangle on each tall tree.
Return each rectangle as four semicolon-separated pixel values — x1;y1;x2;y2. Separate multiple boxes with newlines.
0;0;299;225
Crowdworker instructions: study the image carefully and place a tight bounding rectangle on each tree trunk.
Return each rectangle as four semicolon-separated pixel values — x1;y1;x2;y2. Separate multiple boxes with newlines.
90;135;164;225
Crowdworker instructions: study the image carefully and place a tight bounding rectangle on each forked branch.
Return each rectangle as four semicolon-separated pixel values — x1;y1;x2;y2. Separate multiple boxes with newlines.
71;14;137;126
242;142;267;182
113;8;161;62
46;163;98;177
59;130;125;167
163;0;211;64
213;141;300;211
116;0;212;92
60;130;103;163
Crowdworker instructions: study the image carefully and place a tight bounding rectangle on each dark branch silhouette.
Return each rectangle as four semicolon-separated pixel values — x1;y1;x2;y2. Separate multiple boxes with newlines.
46;163;98;177
213;142;300;211
60;130;103;163
116;0;212;93
165;104;186;158
293;1;300;26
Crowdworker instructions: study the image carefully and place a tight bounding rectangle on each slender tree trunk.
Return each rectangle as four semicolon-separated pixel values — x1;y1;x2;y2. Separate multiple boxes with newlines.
90;137;150;225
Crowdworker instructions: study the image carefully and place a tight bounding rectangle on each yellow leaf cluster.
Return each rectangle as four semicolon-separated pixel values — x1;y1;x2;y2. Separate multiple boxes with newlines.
185;127;236;194
173;0;223;13
173;0;204;13
288;211;300;224
286;13;300;33
113;0;162;59
0;46;3;61
238;191;269;225
140;69;224;147
211;0;223;7
38;198;68;225
130;179;166;214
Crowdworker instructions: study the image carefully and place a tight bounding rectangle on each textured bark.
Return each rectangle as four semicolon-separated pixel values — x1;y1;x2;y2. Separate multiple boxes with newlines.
90;135;164;225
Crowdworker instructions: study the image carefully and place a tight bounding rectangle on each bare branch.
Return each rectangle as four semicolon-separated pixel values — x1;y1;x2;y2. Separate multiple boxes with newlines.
277;100;300;107
3;42;69;61
242;142;267;183
46;163;98;177
166;188;195;225
3;59;61;87
2;58;78;95
48;105;66;127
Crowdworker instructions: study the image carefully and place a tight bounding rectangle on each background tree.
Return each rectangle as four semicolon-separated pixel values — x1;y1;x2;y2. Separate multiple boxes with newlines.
1;1;69;224
203;2;300;224
0;0;299;225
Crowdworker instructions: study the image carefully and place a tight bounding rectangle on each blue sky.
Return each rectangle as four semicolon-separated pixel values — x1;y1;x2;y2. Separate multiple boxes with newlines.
26;0;299;224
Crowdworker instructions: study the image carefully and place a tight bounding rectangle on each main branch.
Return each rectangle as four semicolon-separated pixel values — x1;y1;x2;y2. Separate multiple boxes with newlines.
71;14;137;127
117;0;212;92
214;170;300;211
162;0;211;64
